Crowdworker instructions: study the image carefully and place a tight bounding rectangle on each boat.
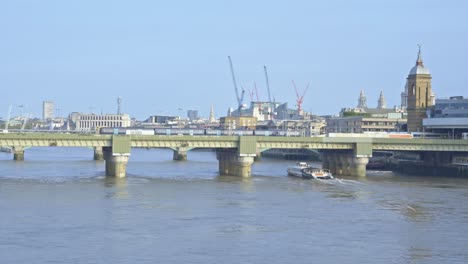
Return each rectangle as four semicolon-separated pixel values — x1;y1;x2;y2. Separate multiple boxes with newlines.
287;162;334;179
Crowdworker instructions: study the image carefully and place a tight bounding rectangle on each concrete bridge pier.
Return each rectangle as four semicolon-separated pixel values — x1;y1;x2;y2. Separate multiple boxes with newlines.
173;148;188;161
12;146;24;161
216;149;255;177
94;146;104;161
254;151;262;162
321;151;369;177
350;157;369;178
103;147;129;178
320;152;331;172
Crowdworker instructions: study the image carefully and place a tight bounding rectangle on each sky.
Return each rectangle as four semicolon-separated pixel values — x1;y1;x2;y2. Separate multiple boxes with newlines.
1;0;467;120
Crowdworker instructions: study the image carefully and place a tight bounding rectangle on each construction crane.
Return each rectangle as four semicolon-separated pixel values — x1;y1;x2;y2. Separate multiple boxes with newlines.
264;66;272;102
21;115;29;131
228;56;245;116
247;87;255;102
292;80;309;115
254;81;262;113
4;105;12;132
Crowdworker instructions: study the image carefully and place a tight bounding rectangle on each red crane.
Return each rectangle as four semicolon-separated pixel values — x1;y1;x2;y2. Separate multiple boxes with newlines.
292;80;309;115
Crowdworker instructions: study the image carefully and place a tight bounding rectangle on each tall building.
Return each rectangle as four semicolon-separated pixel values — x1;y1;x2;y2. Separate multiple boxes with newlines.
187;110;199;121
406;46;434;132
42;101;54;120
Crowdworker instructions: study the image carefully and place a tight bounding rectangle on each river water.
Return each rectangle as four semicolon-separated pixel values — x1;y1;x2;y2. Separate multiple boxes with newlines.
1;147;467;264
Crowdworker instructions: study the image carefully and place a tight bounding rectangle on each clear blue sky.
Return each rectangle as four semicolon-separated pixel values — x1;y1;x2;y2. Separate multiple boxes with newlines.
1;0;467;119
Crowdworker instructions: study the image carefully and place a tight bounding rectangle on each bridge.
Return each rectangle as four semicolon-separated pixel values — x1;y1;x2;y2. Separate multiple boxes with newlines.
1;133;468;177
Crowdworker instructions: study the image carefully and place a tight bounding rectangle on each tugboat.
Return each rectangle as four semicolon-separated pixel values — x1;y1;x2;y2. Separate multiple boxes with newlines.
287;162;334;180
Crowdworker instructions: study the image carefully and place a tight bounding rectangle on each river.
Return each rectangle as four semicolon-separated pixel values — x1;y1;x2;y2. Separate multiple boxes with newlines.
1;147;467;264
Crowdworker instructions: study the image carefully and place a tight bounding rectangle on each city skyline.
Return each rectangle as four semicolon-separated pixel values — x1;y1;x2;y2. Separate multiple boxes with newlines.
1;0;467;119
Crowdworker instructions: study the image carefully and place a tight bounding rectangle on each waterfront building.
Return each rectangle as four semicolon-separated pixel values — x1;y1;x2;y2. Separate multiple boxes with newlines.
256;117;327;136
229;101;280;121
423;96;468;138
145;115;178;125
327;115;406;133
74;113;131;131
219;116;257;130
406;46;435;132
42;101;54;120
328;89;407;133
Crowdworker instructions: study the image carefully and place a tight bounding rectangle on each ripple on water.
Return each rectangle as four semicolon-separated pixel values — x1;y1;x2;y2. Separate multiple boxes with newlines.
378;200;433;222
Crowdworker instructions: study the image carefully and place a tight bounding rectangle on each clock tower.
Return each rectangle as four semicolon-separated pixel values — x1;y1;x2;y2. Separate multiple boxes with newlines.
406;46;434;132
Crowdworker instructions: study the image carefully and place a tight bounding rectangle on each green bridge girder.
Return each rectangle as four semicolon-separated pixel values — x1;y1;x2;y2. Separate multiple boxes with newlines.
1;133;468;157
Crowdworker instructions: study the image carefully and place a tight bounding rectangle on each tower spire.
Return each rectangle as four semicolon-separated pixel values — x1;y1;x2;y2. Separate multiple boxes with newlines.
209;104;215;123
357;90;367;109
377;90;386;109
416;44;424;66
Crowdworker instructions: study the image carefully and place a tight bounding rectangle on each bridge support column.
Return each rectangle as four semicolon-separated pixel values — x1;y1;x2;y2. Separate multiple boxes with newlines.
254;151;262;162
173;148;188;161
94;146;104;161
350;157;369;178
320;152;331;171
13;146;24;161
103;147;130;178
326;153;338;175
216;149;255;177
335;154;347;176
322;151;369;177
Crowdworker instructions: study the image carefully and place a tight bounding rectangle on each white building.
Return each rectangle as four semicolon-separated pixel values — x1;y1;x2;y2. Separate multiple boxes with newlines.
74;113;131;131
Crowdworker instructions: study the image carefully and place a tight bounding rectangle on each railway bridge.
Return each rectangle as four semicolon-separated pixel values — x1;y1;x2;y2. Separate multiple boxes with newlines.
1;133;468;178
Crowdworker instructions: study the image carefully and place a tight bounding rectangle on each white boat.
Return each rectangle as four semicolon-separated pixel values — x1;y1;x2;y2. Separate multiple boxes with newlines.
287;162;334;179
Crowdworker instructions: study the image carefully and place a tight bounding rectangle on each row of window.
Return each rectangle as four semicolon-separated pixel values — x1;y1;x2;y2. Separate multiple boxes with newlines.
79;115;127;121
77;121;127;129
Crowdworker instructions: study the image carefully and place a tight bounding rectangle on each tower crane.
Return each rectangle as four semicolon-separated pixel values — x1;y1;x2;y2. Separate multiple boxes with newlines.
264;66;273;102
254;81;262;112
228;56;245;116
4;105;12;132
292;80;309;115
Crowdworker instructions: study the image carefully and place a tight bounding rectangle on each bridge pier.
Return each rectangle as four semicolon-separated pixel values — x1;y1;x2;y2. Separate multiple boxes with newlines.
321;151;369;178
94;146;104;161
173;148;188;161
103;147;130;178
216;149;255;177
350;157;369;178
13;146;24;161
254;151;262;162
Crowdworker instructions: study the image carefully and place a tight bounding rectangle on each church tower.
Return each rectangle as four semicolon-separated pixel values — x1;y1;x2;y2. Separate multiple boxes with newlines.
209;104;216;123
357;90;367;109
406;45;433;132
377;90;386;109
